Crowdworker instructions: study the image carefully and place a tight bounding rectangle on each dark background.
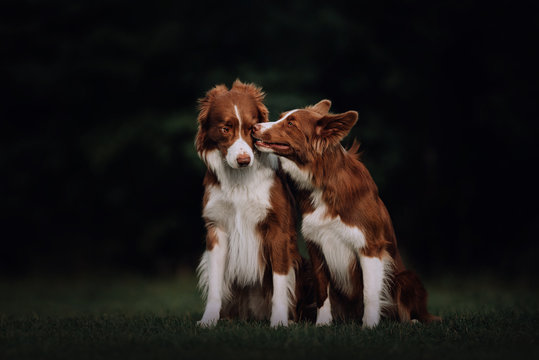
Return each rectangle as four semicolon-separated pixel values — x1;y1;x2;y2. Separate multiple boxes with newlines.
2;0;538;279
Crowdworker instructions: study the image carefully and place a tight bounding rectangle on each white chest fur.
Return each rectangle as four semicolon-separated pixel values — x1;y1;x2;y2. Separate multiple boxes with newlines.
279;158;366;293
302;189;366;295
202;150;278;287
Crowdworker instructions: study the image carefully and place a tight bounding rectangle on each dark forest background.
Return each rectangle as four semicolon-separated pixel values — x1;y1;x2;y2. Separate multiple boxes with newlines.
1;0;538;279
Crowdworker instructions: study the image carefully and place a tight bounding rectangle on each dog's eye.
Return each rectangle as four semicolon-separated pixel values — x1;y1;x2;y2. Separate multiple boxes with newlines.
288;121;293;126
221;127;230;134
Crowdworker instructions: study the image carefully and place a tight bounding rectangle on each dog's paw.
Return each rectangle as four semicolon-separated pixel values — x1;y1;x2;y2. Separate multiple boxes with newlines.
197;312;220;328
362;313;380;329
316;302;333;326
315;319;333;326
315;313;333;326
197;318;218;327
270;316;288;328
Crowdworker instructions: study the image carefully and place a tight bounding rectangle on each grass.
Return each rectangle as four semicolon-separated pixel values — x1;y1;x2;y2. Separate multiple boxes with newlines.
0;272;538;360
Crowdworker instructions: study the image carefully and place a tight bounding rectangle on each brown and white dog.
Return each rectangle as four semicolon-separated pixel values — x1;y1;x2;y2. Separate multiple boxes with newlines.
252;100;440;327
195;80;310;327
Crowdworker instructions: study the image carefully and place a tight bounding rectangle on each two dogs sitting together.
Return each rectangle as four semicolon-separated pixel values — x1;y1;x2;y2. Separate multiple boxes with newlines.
195;80;439;328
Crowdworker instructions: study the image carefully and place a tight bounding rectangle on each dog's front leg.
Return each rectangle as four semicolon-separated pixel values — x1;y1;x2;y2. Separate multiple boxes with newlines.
198;226;228;327
270;270;292;327
359;254;388;328
268;234;294;327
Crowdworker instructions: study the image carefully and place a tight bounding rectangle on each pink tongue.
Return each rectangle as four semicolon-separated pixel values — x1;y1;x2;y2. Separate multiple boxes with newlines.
256;140;288;150
256;141;272;148
270;143;289;151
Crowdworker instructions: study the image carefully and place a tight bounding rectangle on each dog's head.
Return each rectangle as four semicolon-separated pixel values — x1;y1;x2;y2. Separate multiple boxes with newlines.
252;100;358;164
196;80;269;169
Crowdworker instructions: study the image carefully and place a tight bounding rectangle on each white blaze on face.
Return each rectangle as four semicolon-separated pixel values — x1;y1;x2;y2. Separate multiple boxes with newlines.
257;109;298;133
255;109;298;153
225;105;254;168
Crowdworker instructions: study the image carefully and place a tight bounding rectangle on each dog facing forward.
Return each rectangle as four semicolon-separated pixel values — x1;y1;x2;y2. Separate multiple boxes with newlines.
195;80;311;327
252;100;440;327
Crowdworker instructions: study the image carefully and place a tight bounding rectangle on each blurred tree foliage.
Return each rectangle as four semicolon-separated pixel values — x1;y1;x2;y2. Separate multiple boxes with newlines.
1;0;537;276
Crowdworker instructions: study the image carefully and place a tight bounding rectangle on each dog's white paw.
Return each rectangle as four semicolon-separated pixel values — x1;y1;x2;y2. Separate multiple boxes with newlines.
197;318;218;327
316;296;333;326
362;312;380;328
315;312;333;326
197;311;220;327
270;315;288;328
316;319;332;326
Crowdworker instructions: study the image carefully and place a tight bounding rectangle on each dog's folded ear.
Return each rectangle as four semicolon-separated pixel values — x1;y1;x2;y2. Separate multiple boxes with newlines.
197;85;229;125
315;111;358;148
255;95;269;123
308;99;332;115
196;85;229;155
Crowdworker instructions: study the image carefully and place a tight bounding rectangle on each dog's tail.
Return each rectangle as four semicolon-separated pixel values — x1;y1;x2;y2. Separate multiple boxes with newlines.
393;270;441;323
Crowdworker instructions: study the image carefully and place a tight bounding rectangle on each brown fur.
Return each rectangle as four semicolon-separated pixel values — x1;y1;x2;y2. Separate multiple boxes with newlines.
253;100;440;324
196;80;268;158
258;174;300;275
196;81;315;322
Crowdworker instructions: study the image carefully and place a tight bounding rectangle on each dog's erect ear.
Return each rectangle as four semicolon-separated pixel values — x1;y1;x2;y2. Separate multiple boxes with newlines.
231;79;269;123
315;111;358;148
196;84;229;155
308;99;332;115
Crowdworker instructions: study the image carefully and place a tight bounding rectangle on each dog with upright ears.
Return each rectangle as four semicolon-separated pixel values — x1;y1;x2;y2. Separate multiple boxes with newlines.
252;100;440;327
195;80;311;327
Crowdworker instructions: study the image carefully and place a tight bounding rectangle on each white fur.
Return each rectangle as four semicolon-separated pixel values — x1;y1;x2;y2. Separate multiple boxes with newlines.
302;189;366;295
256;109;297;159
359;255;393;328
255;145;274;154
270;271;295;327
197;149;282;325
280;157;313;190
269;117;395;327
278;109;299;122
215;104;253;169
226;137;254;168
197;234;227;327
316;285;333;326
234;104;241;122
280;158;394;326
255;110;300;155
203;149;277;189
257;109;299;132
201;150;278;287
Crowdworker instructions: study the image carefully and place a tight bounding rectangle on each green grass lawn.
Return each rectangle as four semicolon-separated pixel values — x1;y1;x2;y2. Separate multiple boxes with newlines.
1;272;537;360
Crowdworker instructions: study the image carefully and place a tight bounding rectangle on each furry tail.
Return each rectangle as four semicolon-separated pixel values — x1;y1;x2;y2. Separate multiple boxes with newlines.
393;270;441;323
